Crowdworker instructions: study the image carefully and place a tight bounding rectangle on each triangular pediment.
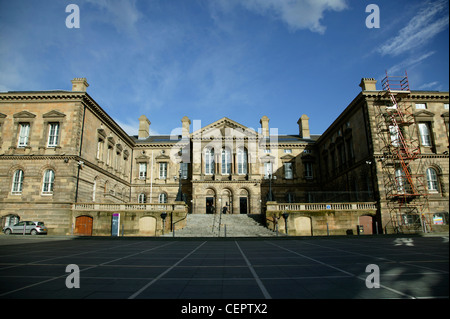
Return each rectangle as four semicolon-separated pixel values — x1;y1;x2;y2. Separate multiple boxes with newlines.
43;110;66;118
413;110;434;118
192;117;259;139
13;110;36;118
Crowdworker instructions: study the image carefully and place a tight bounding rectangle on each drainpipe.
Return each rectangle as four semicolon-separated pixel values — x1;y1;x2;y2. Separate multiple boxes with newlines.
74;103;87;203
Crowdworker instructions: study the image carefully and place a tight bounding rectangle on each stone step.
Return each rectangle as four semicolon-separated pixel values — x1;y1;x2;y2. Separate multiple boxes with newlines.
163;214;279;237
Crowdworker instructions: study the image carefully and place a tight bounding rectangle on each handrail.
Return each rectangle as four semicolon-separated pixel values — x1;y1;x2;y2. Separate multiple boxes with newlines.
172;212;188;237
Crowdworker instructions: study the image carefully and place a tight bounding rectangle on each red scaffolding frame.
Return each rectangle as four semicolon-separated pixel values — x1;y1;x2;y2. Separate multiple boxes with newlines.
375;71;430;233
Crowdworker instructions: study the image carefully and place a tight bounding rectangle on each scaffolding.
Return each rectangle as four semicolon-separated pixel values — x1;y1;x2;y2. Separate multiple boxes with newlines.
375;71;431;233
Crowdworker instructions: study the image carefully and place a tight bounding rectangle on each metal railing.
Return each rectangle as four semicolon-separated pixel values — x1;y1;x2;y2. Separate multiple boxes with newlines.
72;202;186;212
269;202;377;212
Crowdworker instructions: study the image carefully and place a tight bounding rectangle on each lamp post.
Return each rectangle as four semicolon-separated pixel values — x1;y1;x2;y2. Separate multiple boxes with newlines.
282;212;289;235
175;168;183;202
160;212;167;235
267;167;276;201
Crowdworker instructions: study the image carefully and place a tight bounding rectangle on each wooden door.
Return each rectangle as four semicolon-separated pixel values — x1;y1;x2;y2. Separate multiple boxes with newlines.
359;215;373;235
75;216;93;236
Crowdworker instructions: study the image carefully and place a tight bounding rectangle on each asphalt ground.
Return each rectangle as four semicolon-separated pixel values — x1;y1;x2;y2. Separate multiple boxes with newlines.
0;234;448;314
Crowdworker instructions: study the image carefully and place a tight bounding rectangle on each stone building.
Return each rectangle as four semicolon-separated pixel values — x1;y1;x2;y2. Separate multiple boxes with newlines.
0;76;448;235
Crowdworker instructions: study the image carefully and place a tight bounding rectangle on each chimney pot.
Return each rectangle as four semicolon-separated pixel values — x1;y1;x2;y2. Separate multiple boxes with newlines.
138;115;151;139
181;116;191;138
71;78;89;92
359;78;377;91
297;114;310;139
260;116;269;138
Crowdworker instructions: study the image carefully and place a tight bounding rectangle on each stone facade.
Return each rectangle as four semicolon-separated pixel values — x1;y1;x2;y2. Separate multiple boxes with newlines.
0;77;448;235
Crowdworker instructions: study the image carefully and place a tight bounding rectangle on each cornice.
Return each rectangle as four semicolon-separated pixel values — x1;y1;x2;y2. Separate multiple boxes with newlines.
0;91;85;101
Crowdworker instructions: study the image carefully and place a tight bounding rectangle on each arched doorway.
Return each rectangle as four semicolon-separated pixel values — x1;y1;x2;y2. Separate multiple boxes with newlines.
1;214;20;228
295;216;312;236
239;189;249;214
74;216;93;236
221;189;232;214
139;216;156;236
205;188;216;214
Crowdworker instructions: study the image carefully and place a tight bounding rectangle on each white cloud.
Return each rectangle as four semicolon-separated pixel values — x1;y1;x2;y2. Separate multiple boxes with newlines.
212;0;348;34
83;0;142;33
386;51;436;76
378;0;449;56
418;81;440;90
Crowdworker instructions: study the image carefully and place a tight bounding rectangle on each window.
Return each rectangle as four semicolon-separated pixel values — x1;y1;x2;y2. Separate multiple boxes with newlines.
305;162;313;179
180;162;189;179
18;123;30;147
159;193;167;203
264;162;272;178
11;170;24;194
221;148;231;175
284;162;293;179
205;148;215;175
42;169;55;194
47;123;60;147
445;104;449;110
237;147;248;175
159;162;167;179
389;125;400;147
139;163;147;180
138;193;146;203
96;139;104;160
395;168;406;193
92;179;96;202
284;149;292;154
415;103;427;109
418;123;432;146
426;168;439;192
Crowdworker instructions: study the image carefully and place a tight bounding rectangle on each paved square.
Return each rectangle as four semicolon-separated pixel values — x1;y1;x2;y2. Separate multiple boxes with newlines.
0;235;448;300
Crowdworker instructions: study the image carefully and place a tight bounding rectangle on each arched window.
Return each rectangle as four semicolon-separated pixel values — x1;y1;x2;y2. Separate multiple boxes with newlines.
221;148;231;175
11;169;24;194
426;168;439;191
159;193;167;203
138;193;146;203
205;148;215;175
42;169;55;194
237;147;248;175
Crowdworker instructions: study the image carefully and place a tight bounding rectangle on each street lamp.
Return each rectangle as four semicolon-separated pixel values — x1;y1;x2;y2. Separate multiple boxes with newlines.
282;212;289;235
175;168;183;202
267;167;276;201
160;212;167;235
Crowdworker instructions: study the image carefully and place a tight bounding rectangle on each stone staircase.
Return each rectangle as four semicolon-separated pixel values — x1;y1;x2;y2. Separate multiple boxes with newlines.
164;214;279;237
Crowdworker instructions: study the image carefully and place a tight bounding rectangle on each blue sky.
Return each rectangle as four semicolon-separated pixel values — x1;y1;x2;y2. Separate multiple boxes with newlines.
0;0;448;136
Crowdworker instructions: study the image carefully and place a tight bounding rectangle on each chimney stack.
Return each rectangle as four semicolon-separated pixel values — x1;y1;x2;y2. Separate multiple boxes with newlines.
359;78;377;91
138;115;151;139
71;78;89;92
181;116;191;138
297;114;310;139
260;116;269;138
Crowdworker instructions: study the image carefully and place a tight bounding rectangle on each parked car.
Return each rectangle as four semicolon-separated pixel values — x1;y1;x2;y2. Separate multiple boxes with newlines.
3;221;48;235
